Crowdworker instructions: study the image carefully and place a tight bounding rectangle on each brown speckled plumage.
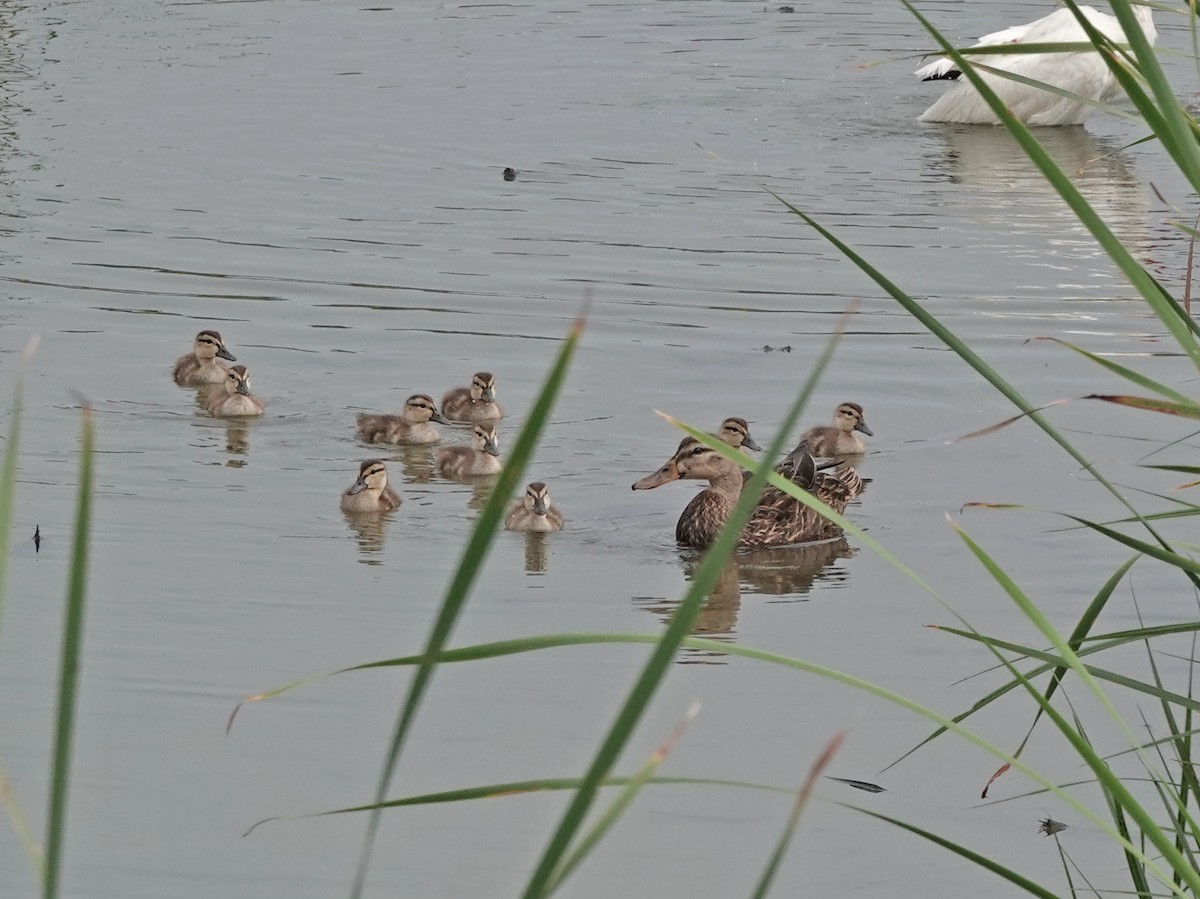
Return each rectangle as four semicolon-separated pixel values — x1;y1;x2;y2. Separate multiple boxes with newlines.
356;394;449;445
632;437;861;549
173;330;236;386
442;371;503;422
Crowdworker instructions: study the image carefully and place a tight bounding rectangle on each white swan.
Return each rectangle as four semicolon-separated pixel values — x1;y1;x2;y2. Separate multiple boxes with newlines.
915;3;1157;125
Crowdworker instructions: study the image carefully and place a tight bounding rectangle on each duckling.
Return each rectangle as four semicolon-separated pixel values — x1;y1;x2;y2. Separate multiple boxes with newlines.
673;417;762;453
205;365;264;417
356;394;450;446
631;437;861;549
341;459;401;513
798;403;872;456
441;371;503;422
173;330;236;386
505;482;564;532
436;423;502;477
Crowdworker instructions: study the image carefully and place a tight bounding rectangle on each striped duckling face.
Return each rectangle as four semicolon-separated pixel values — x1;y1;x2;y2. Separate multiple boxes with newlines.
718;417;761;451
224;364;253;397
522;482;551;516
194;330;236;362
404;394;449;425
472;423;500;456
347;459;390;496
469;372;496;404
835;403;872;436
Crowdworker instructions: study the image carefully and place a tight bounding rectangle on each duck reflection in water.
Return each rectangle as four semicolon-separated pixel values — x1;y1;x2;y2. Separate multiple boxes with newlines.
521;531;550;574
223;420;250;468
343;512;390;564
636;539;855;658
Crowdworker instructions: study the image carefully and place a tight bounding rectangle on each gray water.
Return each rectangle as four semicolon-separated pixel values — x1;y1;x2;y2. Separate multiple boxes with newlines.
0;1;1197;896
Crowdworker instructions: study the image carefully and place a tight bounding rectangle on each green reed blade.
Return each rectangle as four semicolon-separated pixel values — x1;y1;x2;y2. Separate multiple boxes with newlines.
43;403;93;899
516;311;849;899
950;521;1200;895
242;774;789;837
1065;515;1200;574
0;339;37;647
903;0;1200;365
842;806;1062;899
747;733;843;899
347;317;583;899
780;196;1200;593
1035;338;1196;406
544;704;700;895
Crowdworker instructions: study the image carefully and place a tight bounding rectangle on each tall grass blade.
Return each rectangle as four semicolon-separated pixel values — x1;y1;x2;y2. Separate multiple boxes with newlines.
0;338;37;645
842;805;1061;898
517;313;849;899
43;402;93;899
348;317;583;899
543;703;700;895
747;732;844;899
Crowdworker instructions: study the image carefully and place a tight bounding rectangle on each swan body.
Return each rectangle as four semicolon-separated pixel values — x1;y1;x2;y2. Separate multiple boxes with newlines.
356;394;449;445
799;403;872;457
915;4;1157;125
437;423;502;477
505;482;564;532
206;365;264;417
631;437;862;549
341;459;401;513
173;330;236;386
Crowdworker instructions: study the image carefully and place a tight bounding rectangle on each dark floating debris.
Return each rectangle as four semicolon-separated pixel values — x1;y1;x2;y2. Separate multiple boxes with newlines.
826;776;886;793
33;525;41;554
1038;817;1068;837
777;5;796;12
762;344;793;353
502;167;517;182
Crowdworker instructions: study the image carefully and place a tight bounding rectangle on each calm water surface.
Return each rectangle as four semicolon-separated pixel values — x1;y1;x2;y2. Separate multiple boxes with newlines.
0;1;1197;896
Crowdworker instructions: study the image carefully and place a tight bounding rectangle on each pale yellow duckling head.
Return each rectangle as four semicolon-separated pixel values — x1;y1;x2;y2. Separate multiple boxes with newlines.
717;417;761;451
403;394;450;425
194;330;236;363
472;422;500;456
833;402;872;437
522;481;552;516
470;372;497;404
347;459;390;497
223;364;254;397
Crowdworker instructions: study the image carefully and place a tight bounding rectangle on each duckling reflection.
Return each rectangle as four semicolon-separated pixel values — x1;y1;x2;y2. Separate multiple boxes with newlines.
521;531;550;574
343;512;390;562
223;420;250;468
396;445;438;484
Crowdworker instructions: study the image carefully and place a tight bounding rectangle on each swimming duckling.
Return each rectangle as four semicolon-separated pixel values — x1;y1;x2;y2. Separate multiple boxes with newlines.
341;459;401;513
716;417;761;451
436;423;502;477
631;437;861;549
356;394;450;446
173;330;236;386
798;403;872;456
205;365;264;418
505;482;564;532
441;371;503;422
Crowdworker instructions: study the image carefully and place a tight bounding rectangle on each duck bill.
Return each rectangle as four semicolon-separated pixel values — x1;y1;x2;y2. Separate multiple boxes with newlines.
532;497;549;515
741;435;763;452
481;388;496;403
484;437;500;456
430;409;451;425
348;478;367;495
631;461;679;491
235;381;251;396
217;346;237;362
854;420;873;436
